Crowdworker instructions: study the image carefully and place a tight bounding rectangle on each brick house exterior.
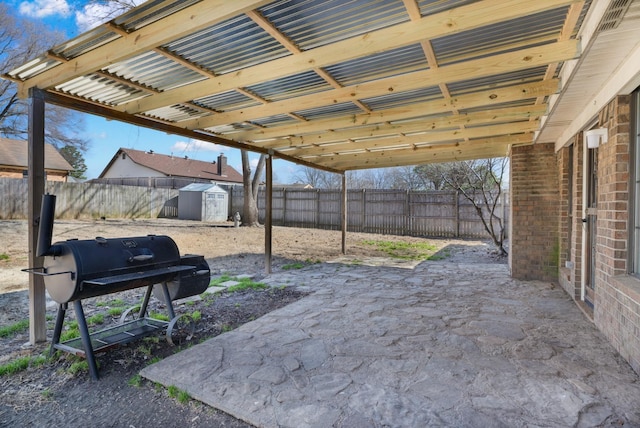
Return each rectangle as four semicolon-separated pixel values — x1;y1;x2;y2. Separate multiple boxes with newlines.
0;138;72;182
511;94;640;374
98;148;243;185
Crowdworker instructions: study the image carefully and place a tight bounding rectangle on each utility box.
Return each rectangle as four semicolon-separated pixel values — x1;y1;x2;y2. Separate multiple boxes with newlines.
178;183;228;222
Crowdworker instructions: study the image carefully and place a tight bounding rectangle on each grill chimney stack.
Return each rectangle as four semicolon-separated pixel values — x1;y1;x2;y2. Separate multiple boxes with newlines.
36;194;59;257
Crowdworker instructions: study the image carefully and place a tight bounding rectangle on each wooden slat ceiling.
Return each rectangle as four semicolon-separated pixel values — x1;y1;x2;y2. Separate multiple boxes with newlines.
4;0;590;173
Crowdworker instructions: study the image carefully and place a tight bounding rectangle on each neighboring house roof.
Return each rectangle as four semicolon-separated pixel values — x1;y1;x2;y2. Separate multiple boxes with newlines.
100;148;243;183
0;137;73;172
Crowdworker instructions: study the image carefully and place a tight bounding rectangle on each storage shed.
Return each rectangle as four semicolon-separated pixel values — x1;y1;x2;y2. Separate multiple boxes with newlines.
178;183;228;222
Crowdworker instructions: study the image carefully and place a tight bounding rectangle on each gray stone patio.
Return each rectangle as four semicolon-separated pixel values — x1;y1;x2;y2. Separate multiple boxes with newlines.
141;258;640;427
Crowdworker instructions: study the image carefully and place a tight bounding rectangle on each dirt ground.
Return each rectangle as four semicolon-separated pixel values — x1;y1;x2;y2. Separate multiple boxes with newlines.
0;218;502;427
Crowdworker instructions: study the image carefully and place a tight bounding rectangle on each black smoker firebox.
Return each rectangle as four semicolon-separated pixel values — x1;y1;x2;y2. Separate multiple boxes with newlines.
25;194;210;380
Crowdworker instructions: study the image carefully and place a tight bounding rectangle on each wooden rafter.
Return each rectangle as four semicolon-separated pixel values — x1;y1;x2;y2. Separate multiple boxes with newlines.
210;79;559;142
256;104;547;149
285;121;540;157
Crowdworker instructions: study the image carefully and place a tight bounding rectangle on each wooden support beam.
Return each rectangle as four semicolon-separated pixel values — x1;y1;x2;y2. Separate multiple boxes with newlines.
314;134;530;169
227;79;559;142
341;173;347;255
39;89;343;174
285;121;540;157
28;88;47;344
265;154;273;274
258;104;547;149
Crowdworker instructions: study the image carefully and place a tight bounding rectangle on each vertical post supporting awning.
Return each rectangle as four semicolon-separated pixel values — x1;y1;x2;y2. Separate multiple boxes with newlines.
265;154;273;274
341;173;347;255
28;88;47;344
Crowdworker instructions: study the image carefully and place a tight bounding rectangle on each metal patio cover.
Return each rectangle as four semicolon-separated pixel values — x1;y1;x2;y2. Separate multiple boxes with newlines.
4;0;590;172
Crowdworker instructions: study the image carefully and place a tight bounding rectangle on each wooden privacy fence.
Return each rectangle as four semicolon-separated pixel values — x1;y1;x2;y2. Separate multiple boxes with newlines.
0;179;508;239
229;187;509;239
0;179;178;219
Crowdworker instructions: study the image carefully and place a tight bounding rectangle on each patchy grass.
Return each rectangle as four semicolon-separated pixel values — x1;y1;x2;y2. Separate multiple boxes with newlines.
60;327;80;342
0;355;46;376
107;307;125;317
96;298;126;307
86;313;105;326
282;262;306;270
128;374;143;387
361;239;445;261
209;274;233;287
226;278;267;293
0;319;29;338
168;385;191;404
68;360;90;376
149;312;170;322
190;310;202;323
0;253;9;261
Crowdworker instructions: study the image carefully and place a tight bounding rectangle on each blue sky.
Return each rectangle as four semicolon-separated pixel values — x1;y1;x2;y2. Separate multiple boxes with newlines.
6;0;300;182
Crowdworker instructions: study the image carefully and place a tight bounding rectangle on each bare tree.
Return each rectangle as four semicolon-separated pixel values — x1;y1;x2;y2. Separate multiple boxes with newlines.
240;151;265;227
438;158;509;256
293;166;341;189
388;166;425;190
0;5;88;151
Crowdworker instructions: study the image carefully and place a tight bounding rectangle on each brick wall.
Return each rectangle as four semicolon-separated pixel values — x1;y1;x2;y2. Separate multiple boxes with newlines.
0;168;67;182
590;95;640;373
558;143;583;298
510;143;559;281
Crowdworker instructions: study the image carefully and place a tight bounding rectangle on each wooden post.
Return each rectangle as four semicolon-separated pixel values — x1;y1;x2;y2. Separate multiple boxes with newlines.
28;88;47;344
361;189;366;233
265;154;272;274
405;189;410;236
455;191;460;238
341;173;347;255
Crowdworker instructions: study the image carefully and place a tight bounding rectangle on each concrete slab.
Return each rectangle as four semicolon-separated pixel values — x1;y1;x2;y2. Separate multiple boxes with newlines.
203;286;225;295
141;262;640;427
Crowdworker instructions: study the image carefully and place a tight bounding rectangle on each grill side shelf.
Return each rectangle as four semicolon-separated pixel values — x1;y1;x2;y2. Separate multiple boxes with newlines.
83;265;195;286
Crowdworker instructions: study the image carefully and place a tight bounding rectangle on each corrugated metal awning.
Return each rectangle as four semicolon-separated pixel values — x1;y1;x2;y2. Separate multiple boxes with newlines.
3;0;612;172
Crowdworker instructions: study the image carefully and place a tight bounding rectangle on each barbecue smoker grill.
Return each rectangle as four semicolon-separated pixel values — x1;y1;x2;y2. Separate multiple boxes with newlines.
25;194;210;380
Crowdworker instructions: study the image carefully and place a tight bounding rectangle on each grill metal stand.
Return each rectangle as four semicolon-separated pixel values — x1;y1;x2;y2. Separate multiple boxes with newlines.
50;282;190;380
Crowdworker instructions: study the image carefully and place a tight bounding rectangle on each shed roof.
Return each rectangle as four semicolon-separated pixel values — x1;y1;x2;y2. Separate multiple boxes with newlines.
0;137;73;172
179;183;227;192
3;0;639;172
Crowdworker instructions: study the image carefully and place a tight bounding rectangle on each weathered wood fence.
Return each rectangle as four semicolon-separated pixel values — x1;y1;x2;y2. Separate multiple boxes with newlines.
0;178;179;219
228;187;508;239
0;179;508;239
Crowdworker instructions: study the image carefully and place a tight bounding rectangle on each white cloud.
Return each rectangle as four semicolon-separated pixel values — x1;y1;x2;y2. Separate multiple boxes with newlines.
75;0;146;32
19;0;71;18
171;139;224;154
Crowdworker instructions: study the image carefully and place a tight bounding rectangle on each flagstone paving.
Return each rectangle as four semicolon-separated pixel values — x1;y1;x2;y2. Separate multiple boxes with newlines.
141;259;640;427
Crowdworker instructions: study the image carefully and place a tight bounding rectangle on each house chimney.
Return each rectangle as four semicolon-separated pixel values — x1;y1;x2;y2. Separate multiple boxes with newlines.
217;153;227;176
